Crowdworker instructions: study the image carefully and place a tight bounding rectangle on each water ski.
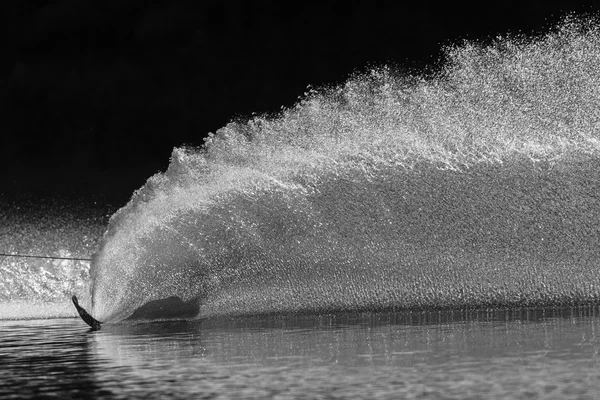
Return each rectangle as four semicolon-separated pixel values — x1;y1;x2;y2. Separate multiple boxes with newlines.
72;295;101;330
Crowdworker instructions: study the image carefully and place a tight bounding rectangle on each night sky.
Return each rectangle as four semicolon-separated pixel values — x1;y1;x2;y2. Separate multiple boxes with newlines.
2;0;599;204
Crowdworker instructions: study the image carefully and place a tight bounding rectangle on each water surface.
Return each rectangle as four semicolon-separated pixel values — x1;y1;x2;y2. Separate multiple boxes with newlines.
2;308;599;399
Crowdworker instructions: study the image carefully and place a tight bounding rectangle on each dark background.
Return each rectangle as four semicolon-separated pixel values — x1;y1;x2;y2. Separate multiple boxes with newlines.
2;0;599;205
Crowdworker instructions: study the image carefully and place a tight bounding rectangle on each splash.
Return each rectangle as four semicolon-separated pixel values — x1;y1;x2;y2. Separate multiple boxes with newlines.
0;256;90;320
0;197;103;319
91;16;600;322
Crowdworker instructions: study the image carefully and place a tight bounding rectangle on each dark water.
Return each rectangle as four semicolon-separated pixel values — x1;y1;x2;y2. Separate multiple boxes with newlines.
2;308;600;399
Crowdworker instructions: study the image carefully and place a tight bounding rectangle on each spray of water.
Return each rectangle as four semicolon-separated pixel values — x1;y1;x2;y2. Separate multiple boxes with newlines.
91;16;600;322
0;197;103;319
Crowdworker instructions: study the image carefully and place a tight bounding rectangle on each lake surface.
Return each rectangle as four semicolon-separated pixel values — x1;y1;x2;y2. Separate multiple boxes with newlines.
2;307;600;399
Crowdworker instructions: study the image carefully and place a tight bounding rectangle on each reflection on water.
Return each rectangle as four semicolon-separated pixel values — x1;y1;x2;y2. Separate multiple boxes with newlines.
2;308;600;399
0;320;104;398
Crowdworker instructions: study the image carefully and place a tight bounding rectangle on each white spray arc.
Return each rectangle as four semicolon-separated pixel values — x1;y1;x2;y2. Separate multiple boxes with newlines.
91;17;600;322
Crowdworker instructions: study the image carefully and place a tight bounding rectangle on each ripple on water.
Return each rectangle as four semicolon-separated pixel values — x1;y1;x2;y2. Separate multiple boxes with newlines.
1;308;599;399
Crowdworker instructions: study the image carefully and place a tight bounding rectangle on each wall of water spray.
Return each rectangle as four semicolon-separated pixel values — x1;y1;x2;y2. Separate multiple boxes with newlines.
0;197;106;319
84;16;600;321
